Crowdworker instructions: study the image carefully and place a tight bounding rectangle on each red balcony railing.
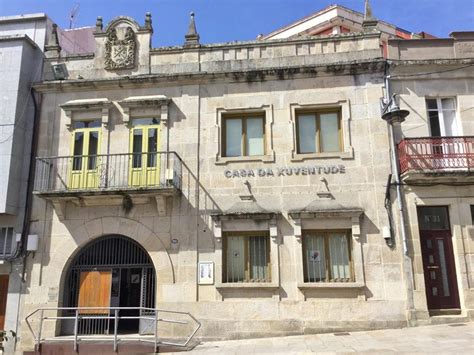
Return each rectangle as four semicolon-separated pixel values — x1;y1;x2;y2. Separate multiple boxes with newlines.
398;136;474;174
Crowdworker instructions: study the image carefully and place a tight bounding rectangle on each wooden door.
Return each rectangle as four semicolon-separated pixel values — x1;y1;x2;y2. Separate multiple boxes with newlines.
421;230;460;309
78;271;112;314
418;206;460;310
0;275;9;330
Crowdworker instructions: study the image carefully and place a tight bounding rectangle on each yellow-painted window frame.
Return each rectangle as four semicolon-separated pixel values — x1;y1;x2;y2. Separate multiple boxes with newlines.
128;120;161;187
68;121;102;189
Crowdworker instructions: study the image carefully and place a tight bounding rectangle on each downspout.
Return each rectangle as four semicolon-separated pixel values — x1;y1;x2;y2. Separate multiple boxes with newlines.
195;50;202;302
384;72;417;325
13;89;41;351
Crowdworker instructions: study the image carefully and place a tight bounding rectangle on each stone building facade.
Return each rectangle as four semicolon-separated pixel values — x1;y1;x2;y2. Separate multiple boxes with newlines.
15;9;474;353
387;33;474;320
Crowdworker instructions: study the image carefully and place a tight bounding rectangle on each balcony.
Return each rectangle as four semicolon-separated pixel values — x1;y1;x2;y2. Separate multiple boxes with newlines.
398;136;474;182
33;152;182;211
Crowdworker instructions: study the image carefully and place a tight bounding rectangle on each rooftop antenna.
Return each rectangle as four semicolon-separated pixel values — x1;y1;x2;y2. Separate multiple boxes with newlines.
69;2;80;29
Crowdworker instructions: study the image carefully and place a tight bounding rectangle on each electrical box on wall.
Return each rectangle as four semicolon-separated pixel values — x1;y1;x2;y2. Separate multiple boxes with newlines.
27;234;39;252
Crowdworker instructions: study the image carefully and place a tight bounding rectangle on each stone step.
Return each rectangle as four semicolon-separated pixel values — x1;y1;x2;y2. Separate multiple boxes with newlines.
23;340;190;354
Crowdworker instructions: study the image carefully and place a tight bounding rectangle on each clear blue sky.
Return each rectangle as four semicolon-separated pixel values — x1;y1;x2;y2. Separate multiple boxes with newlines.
1;0;473;47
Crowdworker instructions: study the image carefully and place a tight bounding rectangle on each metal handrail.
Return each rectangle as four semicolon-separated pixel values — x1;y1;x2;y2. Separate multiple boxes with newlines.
25;306;201;352
398;136;474;173
33;151;183;193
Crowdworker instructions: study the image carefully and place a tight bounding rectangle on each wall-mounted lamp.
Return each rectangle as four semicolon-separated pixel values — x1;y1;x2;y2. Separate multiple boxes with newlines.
381;94;409;125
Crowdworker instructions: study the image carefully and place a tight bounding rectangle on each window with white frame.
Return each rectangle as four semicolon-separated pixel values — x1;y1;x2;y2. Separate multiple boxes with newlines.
0;227;14;258
223;232;270;283
426;98;458;137
302;230;353;283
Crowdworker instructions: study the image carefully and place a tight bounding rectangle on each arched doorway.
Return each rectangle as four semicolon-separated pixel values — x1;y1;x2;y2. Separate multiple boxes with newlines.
61;235;155;335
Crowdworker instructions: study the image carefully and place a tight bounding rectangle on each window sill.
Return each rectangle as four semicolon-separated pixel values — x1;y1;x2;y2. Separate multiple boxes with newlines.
291;148;354;162
215;153;275;165
298;282;364;289
216;282;279;290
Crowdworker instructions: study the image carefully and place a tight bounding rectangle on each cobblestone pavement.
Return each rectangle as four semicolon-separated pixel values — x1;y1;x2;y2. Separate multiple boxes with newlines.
177;322;474;354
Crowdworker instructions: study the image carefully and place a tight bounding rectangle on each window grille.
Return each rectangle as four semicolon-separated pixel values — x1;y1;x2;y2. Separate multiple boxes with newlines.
223;233;270;283
303;231;353;282
0;227;14;258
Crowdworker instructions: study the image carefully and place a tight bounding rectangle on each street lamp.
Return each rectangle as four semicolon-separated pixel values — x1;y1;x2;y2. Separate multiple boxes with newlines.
381;94;410;125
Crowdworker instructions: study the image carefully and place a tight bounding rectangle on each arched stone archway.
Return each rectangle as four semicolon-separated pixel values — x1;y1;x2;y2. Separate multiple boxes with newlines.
60;234;157;335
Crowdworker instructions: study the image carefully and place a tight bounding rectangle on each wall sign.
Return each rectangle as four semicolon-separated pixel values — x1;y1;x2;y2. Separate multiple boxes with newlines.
224;165;346;178
198;261;214;285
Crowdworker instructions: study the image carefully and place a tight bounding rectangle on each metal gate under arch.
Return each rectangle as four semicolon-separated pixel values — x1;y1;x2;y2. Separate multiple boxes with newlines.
62;235;155;335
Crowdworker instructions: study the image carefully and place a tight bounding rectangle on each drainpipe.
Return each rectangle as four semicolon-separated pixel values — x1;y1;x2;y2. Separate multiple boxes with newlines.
382;73;417;325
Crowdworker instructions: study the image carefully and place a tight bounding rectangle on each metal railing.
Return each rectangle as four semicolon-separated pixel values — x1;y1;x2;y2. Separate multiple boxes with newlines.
398;136;474;174
25;307;201;352
34;152;183;194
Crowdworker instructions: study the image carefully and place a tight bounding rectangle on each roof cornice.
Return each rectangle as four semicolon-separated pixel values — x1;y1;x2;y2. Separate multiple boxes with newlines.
33;59;386;93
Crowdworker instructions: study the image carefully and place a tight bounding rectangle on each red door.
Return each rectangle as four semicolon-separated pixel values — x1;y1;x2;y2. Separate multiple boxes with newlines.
418;207;460;310
0;275;9;330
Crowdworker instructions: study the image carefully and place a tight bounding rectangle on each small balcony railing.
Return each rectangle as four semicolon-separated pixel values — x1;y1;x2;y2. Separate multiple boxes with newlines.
398;136;474;174
33;152;182;195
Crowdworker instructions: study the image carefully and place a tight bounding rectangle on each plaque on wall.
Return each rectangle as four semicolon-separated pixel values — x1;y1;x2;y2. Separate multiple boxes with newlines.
198;262;214;285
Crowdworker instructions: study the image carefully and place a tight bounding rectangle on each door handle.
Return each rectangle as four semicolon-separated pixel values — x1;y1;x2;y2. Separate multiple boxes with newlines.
427;266;439;269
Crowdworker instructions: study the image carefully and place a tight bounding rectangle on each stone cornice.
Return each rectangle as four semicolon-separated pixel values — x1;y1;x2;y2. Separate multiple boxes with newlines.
151;31;381;54
33;59;386;93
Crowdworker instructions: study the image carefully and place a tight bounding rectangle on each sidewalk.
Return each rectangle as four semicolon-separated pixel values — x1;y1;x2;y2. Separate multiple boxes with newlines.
179;322;474;354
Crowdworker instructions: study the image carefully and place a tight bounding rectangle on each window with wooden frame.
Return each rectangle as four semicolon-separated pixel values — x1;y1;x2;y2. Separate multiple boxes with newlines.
303;230;353;283
296;110;342;154
223;232;271;283
222;113;265;157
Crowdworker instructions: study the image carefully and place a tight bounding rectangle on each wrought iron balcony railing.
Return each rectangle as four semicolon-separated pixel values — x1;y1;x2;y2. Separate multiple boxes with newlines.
398;136;474;174
33;152;182;195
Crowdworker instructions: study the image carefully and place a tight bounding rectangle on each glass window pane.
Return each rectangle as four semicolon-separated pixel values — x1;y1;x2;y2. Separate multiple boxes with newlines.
246;118;264;156
329;233;350;281
72;132;84;171
133;129;143;168
437;239;451;297
249;236;267;281
4;227;13;255
441;98;455;110
298;115;317;153
87;131;99;170
73;121;86;129
304;234;326;282
428;111;441;137
426;99;438;110
320;113;340;152
132;118;160;126
226;236;245;282
86;120;101;128
442;108;457;136
147;128;158;168
417;206;450;230
225;119;242;157
471;205;474;224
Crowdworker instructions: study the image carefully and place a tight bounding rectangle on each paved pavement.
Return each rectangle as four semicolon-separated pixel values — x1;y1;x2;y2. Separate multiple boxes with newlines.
178;322;474;354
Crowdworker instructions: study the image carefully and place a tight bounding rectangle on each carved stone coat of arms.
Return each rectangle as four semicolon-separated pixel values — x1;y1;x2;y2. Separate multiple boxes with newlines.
105;27;136;70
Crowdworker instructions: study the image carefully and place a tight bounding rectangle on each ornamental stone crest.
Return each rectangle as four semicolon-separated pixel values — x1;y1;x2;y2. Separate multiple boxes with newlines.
105;26;136;70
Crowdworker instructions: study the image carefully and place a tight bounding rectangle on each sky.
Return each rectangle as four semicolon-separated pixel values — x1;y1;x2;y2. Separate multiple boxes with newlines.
1;0;473;47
